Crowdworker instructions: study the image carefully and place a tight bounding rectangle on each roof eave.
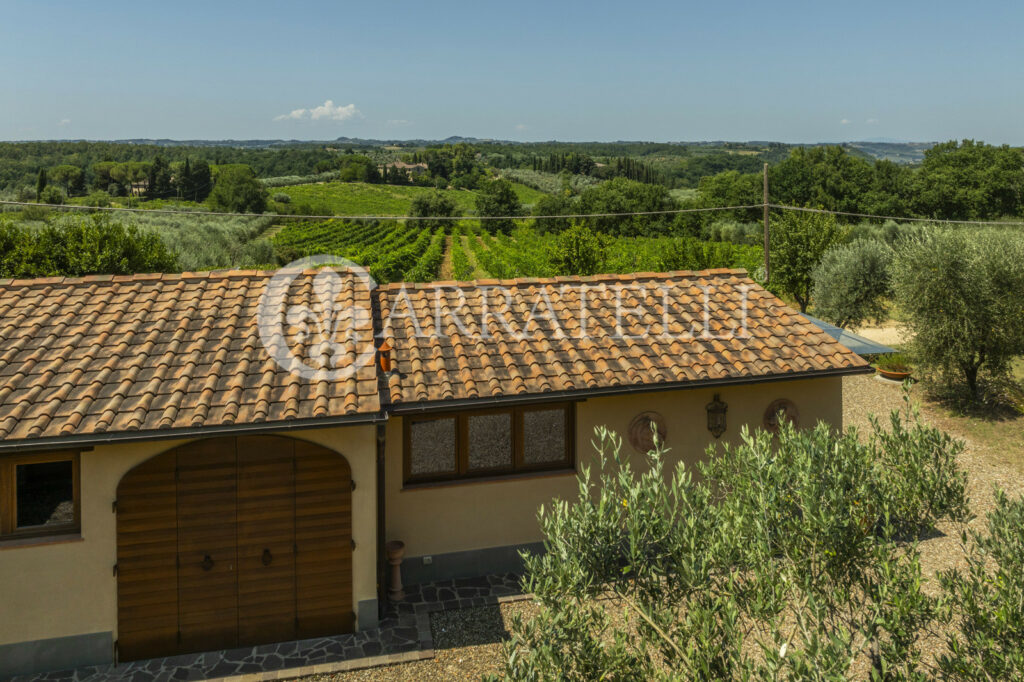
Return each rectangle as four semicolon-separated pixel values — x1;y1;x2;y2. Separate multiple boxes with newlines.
0;411;387;454
386;364;873;415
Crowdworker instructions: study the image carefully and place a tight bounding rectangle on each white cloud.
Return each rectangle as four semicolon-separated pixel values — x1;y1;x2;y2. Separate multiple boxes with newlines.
273;108;308;121
866;117;879;125
274;100;361;122
57;118;71;126
839;118;851;125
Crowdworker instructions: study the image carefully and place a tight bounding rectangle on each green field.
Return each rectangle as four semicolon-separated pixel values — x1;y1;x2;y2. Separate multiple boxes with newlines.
274;180;548;217
277;182;478;216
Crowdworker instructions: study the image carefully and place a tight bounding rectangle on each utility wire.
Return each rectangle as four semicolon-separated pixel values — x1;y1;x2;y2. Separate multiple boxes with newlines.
768;204;1024;227
3;198;1024;226
0;199;765;221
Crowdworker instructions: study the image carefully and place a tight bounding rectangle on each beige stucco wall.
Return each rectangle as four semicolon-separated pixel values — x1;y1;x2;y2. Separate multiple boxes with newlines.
0;424;378;649
385;376;844;558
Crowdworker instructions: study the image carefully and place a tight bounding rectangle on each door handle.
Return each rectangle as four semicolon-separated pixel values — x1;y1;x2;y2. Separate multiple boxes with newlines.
201;554;214;571
262;548;273;566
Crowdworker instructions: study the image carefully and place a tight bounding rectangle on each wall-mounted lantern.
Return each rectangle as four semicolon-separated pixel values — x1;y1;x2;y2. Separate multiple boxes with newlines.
706;393;727;438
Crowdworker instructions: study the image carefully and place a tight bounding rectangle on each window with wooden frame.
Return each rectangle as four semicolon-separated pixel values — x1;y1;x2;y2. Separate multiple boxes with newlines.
403;403;575;485
0;451;81;540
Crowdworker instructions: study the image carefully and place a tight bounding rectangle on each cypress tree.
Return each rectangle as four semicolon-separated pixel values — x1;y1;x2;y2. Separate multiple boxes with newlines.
36;168;47;202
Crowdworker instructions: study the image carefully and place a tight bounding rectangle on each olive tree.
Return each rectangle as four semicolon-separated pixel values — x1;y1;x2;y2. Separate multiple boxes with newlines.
494;393;968;681
893;228;1024;401
811;239;893;329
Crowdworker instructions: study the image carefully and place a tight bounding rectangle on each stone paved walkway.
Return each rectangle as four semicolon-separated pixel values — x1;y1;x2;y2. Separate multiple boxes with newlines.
11;574;525;682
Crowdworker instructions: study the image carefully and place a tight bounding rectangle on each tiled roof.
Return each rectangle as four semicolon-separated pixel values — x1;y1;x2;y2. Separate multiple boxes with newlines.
0;268;869;447
377;269;870;406
0;271;380;446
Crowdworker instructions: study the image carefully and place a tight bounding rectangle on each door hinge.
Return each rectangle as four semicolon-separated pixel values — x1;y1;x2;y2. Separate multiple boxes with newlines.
111;499;117;514
351;538;356;551
112;563;118;577
350;479;356;491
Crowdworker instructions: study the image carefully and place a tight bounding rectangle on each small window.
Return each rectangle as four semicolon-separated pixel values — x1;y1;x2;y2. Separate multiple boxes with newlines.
409;417;457;476
467;412;513;472
403;403;574;485
522;408;569;466
0;452;80;539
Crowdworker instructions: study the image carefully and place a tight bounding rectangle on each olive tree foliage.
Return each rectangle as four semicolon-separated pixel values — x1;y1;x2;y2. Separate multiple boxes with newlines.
494;393;968;681
893;228;1024;402
770;210;846;312
811;239;894;329
939;489;1024;681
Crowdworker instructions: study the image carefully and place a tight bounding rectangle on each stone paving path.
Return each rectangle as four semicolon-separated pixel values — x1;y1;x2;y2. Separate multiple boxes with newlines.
12;574;525;682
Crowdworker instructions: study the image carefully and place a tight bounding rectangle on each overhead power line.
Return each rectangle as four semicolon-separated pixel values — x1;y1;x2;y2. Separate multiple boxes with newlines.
2;198;1023;226
0;199;765;221
768;204;1024;227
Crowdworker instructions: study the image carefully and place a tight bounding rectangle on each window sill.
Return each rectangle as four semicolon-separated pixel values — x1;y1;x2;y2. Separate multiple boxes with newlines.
402;467;577;491
0;531;83;550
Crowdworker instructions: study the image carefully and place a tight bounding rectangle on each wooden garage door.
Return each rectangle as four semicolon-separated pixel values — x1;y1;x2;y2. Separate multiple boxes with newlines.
116;437;354;661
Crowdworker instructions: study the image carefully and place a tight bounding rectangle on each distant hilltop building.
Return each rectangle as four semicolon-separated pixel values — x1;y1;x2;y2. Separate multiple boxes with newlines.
380;160;429;179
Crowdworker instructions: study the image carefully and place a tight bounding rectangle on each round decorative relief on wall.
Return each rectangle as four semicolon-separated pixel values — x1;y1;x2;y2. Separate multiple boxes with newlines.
628;411;667;453
763;399;798;432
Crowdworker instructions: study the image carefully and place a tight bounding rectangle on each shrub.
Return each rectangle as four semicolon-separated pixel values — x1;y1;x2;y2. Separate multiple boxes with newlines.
811;239;893;328
475;179;523;233
208;165;268;214
496;392;967;680
409;191;456;228
0;213;178;277
939;489;1024;680
893;228;1024;402
770;210;846;312
272;192;291;204
38;186;65;205
83;190;113;208
552;223;606;276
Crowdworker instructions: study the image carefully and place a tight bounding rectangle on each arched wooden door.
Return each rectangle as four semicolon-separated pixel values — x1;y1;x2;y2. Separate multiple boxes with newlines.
115;436;354;661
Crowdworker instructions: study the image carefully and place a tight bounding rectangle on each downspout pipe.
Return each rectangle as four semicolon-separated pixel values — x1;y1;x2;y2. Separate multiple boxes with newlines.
375;420;387;620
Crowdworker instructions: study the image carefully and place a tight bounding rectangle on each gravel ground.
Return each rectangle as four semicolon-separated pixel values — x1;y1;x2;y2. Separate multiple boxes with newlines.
302;375;1023;681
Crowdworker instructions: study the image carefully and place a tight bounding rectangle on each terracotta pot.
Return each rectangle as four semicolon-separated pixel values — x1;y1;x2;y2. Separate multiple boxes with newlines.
878;368;912;381
385;540;405;601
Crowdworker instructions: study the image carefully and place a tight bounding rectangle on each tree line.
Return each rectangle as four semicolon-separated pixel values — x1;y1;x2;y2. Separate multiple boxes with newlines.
695;140;1024;222
0;141;338;196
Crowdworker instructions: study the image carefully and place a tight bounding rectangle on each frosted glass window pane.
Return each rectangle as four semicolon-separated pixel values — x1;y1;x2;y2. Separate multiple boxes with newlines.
410;418;456;475
468;413;512;470
523;409;567;465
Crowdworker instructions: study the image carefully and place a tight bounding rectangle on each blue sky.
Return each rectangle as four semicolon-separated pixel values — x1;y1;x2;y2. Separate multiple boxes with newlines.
3;1;1022;143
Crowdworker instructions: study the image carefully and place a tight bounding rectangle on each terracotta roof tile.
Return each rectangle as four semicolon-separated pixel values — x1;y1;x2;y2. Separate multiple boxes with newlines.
0;268;869;446
0;270;381;445
377;270;869;407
